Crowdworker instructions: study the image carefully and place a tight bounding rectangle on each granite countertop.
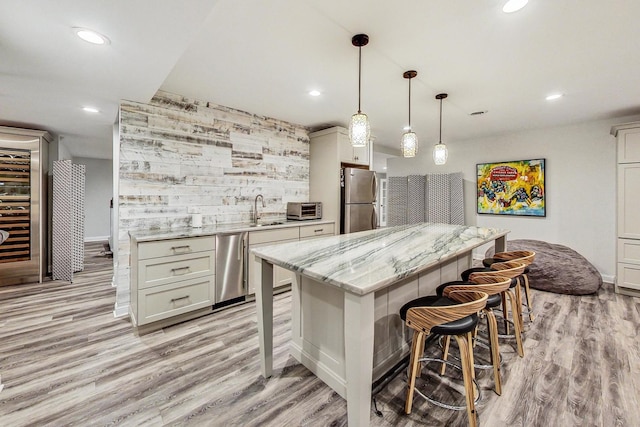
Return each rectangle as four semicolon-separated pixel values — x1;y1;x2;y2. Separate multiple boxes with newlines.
129;219;335;242
252;223;509;296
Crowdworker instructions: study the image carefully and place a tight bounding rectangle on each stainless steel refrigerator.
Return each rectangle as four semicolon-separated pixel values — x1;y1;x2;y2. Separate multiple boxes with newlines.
341;167;378;234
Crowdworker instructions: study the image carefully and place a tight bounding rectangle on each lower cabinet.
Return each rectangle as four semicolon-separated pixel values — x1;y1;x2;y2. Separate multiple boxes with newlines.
130;235;215;330
617;238;640;293
130;222;336;331
248;227;299;295
248;222;336;294
300;223;334;240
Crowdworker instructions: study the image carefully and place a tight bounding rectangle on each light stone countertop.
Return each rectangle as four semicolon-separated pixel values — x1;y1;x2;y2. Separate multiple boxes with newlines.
129;219;335;243
252;222;509;296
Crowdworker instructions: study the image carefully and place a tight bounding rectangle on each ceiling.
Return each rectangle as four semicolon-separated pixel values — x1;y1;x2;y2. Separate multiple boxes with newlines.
2;0;640;161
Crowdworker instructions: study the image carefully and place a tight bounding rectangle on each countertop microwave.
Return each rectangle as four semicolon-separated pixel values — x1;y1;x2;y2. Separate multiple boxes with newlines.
286;202;322;220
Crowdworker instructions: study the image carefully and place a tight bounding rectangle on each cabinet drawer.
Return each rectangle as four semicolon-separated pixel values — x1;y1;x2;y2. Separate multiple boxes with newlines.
138;251;215;289
249;227;299;245
137;276;214;325
138;236;215;260
618;239;640;265
300;223;335;239
617;262;640;291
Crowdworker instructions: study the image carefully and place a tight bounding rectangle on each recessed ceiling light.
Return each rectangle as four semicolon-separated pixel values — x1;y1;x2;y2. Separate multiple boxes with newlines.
545;93;563;101
309;90;321;97
74;27;110;45
383;166;387;170
503;0;528;13
83;106;100;113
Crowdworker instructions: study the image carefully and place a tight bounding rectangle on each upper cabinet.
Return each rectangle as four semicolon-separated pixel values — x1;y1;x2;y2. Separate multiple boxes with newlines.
612;124;640;163
310;127;373;226
338;132;370;166
313;126;372;167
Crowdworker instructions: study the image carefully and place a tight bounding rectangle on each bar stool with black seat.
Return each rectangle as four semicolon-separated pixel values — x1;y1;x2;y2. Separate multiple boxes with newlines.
459;261;527;357
401;290;488;427
482;250;536;326
436;274;512;396
459;260;528;323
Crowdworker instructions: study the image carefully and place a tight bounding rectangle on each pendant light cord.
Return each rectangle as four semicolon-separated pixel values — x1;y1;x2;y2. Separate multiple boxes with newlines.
357;46;362;113
408;77;411;129
439;97;443;143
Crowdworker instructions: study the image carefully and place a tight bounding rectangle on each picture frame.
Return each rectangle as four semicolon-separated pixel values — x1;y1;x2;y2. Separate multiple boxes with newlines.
476;158;545;217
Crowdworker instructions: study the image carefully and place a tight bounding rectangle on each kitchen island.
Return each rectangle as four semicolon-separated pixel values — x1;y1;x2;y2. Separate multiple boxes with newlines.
252;222;509;426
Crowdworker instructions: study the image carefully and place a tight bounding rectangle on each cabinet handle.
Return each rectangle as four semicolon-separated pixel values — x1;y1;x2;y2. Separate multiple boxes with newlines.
170;295;190;303
170;266;190;274
314;229;323;233
171;245;191;252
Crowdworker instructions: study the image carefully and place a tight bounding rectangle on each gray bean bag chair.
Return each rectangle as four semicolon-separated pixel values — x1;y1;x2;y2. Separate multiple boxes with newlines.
485;239;602;295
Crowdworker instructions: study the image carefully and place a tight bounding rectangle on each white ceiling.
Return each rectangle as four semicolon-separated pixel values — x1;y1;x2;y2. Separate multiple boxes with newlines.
2;0;640;160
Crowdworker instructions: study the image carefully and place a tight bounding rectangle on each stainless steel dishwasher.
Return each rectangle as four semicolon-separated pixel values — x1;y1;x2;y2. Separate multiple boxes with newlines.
215;232;248;304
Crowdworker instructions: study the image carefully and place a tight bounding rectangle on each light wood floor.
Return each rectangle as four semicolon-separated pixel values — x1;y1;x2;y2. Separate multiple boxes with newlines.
1;243;639;426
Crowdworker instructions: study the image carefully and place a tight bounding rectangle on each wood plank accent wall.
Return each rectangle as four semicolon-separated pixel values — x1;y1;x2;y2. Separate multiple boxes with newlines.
116;90;310;312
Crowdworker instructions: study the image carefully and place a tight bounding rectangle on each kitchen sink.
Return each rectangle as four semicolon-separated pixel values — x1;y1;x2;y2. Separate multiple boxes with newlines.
250;221;286;227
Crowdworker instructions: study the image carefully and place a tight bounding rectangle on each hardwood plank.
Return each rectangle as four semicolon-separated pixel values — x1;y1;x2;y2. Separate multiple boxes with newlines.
0;244;638;426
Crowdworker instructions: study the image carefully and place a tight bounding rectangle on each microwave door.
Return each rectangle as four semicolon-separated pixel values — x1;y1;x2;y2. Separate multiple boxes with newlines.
343;168;377;204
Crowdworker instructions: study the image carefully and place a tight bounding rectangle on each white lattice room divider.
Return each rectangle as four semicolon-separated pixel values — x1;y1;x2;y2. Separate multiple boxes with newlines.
52;160;85;282
388;172;464;226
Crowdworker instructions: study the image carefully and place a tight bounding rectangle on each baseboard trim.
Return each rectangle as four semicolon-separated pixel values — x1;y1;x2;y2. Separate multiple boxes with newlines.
113;302;129;318
601;274;614;284
85;236;110;243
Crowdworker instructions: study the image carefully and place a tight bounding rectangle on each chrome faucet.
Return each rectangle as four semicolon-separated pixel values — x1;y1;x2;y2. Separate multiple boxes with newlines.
254;194;266;224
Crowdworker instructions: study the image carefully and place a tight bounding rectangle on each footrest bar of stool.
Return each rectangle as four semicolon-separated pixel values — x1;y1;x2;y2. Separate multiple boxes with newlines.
412;357;481;411
437;336;503;370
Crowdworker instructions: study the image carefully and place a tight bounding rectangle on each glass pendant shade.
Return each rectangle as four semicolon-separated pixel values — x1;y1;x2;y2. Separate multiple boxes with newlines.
401;70;418;158
349;112;370;147
350;34;370;148
433;93;449;165
433;143;448;165
401;131;418;157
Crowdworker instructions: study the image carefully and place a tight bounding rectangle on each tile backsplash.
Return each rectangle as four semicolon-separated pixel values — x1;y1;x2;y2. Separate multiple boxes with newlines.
115;90;310;311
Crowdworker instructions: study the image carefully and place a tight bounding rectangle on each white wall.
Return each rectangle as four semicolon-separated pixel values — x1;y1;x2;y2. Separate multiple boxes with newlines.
387;115;640;280
73;157;112;241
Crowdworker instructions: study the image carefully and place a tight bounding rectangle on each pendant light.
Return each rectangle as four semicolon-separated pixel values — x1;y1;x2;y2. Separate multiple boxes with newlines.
401;70;418;158
349;34;370;147
433;93;448;165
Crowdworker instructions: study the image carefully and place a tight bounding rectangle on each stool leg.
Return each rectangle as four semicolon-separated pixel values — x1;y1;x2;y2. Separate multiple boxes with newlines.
522;273;535;322
454;333;478;427
405;331;426;414
501;292;510;334
514;278;525;331
485;308;502;395
440;335;451;376
505;290;524;357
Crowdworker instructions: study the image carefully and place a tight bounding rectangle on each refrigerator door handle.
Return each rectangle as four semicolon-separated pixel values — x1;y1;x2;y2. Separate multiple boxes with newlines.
372;172;378;203
372;204;378;229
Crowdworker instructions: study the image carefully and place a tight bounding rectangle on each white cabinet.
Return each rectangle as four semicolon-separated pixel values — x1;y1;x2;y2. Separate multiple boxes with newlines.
617;163;640;239
130;235;215;330
612;122;640;296
299;223;335;239
248;227;299;294
310;127;372;231
339;132;370;166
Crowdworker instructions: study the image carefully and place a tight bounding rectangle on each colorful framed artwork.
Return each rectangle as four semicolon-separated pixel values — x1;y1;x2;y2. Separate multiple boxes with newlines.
476;158;545;217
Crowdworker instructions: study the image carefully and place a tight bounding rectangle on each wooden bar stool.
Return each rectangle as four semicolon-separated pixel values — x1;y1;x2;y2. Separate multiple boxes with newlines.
483;250;536;326
402;290;488;427
438;275;512;396
468;261;527;357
